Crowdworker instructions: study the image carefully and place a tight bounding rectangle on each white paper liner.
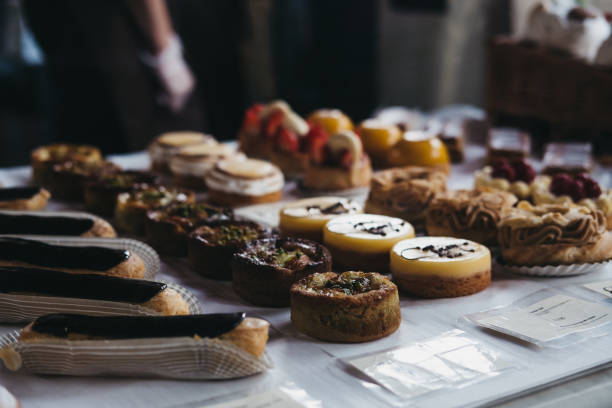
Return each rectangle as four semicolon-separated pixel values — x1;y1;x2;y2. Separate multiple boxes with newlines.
0;235;160;279
0;282;203;323
0;331;272;379
496;257;612;277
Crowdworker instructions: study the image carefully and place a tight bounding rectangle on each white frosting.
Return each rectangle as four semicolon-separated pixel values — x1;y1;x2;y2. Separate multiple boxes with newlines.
205;159;284;196
325;214;413;240
148;132;216;164
282;197;362;219
393;237;488;263
525;1;611;62
169;144;245;176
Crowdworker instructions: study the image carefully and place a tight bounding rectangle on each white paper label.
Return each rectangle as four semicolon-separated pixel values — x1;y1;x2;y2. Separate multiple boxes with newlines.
201;390;306;408
475;295;612;343
583;281;612;299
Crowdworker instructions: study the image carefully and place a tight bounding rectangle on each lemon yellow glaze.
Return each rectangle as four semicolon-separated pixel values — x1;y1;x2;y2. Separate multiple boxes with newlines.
390;236;490;279
324;214;415;253
308;109;354;134
386;131;450;170
358;119;401;158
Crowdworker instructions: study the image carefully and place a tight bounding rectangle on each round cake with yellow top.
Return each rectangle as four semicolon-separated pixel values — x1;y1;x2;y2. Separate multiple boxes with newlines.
391;236;491;298
307;109;354;134
386;130;450;173
323;214;415;272
357;119;402;167
279;196;363;242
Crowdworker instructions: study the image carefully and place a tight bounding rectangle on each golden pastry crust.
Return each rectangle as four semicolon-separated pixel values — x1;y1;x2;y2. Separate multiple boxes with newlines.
142;288;191;316
498;202;612;265
303;156;372;191
31;144;102;186
426;189;517;245
366;166;447;224
394;271;490;299
0;189;50;210
84;218;117;238
290;272;401;343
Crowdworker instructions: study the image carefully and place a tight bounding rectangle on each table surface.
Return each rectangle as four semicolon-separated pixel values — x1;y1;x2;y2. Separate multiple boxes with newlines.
0;145;611;408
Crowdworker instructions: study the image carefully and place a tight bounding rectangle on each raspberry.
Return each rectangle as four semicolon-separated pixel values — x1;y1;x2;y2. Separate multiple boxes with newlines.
491;163;516;181
512;159;536;183
550;174;573;196
574;173;589;183
305;125;329;164
264;110;284;139
276;128;299;153
583;178;602;199
568;180;586;202
242;104;263;132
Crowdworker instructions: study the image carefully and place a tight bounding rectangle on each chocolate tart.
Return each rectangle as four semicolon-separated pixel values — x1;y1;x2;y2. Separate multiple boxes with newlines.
48;160;121;201
84;171;159;216
290;271;401;342
31;143;102;186
0;212;116;237
115;186;195;234
187;220;274;280
0;187;51;210
231;237;332;307
145;202;233;256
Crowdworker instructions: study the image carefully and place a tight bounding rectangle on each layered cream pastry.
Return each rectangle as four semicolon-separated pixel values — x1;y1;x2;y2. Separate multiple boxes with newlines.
498;201;612;266
391;237;491;298
205;158;284;207
426;190;517;245
169;143;245;190
279;197;363;242
365;166;447;225
323;214;415;272
148;131;216;173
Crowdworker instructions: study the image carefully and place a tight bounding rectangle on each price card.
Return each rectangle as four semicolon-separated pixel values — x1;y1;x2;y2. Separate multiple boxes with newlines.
200;389;307;408
583;280;612;299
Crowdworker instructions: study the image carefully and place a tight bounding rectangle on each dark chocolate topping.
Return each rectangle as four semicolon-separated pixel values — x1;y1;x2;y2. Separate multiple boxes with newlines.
400;242;475;260
0;213;95;235
0;267;164;303
0;187;41;201
0;237;130;271
31;312;245;339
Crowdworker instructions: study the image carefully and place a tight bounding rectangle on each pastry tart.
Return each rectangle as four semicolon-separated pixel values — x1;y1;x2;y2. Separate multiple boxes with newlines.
365;166;447;226
0;237;145;279
302;130;372;191
145;202;233;256
323;214;415;272
31;143;102;186
0;266;190;317
48;160;121;201
169;143;245;190
474;158;536;200
84;171;159;216
187;220;274;280
148;131;216;174
205;158;284;207
239;101;311;177
425;189;518;245
290;271;401;342
231;237;332;307
0;211;115;237
357;119;402;167
390;237;491;298
385;130;450;173
531;173;612;229
0;187;50;210
498;201;612;266
115;186;195;234
279;197;363;242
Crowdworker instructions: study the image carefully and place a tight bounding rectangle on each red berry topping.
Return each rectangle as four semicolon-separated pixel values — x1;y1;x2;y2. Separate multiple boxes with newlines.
574;173;589;183
583;178;602;199
242;104;264;132
264;110;284;139
491;163;516;182
305;125;329;164
550;174;573;196
512;159;536;183
568;180;586;202
276;128;299;153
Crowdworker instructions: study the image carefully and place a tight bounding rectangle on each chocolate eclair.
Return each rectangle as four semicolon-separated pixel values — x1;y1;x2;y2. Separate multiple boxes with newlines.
84;170;159;216
0;212;116;237
18;312;270;357
0;237;145;278
48;160;121;201
0;187;51;210
498;202;612;266
145;202;233;256
231;237;332;307
31;143;102;186
187;220;274;280
0;267;189;316
425;189;518;245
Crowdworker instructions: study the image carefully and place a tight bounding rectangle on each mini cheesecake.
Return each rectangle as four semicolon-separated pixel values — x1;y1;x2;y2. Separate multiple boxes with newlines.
0;187;51;210
231;237;332;307
323;214;415;272
84;171;159;216
31;143;102;186
279;197;363;242
205;158;284;207
169;143;246;190
148;131;217;174
390;237;491;298
290;271;401;342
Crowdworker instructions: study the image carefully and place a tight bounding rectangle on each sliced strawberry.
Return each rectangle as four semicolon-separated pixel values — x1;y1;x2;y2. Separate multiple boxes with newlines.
305;125;329;164
264;109;284;139
276;128;299;152
242;104;264;132
340;149;354;169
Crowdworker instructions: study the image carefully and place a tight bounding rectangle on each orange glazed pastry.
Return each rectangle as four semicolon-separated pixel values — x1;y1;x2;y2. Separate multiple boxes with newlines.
307;109;354;134
386;130;450;173
357;119;402;167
